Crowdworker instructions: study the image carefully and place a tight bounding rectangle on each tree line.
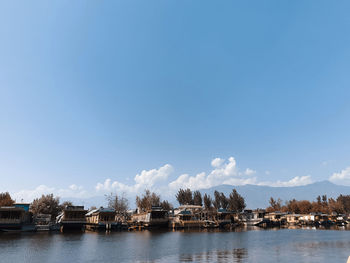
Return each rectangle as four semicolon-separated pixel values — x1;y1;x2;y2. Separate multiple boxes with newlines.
266;194;350;214
3;190;350;219
175;188;246;213
0;187;247;219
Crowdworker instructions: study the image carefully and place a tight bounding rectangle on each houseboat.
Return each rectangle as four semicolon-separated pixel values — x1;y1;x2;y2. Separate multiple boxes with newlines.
171;205;204;229
131;206;169;229
285;214;302;226
263;212;286;227
34;214;53;231
56;205;87;232
335;215;348;226
299;214;316;226
314;213;333;227
240;209;266;227
0;206;25;231
86;207;122;231
215;209;234;228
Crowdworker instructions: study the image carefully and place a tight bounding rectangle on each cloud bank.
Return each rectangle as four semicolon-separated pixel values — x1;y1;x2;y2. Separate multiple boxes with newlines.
13;184;88;203
329;167;350;185
13;156;318;202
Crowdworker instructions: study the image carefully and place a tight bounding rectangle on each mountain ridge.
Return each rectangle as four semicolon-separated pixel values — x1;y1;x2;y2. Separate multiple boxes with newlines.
199;181;350;209
61;181;350;209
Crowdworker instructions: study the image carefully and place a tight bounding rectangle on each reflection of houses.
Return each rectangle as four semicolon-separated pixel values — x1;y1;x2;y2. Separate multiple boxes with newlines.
0;206;25;230
131;207;169;228
86;207;122;231
171;205;204;229
240;209;266;226
56;206;87;231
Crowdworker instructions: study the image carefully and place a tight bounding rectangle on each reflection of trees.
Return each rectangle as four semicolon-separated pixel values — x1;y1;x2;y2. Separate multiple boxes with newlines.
232;248;248;263
179;248;247;262
179;254;193;262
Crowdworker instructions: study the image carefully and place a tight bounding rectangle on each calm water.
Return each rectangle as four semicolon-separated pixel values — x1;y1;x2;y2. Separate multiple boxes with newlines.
1;228;350;263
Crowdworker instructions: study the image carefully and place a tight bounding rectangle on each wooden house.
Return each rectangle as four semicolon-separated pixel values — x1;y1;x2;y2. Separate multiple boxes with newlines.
0;206;25;231
34;214;53;231
86;207;121;231
215;209;234;228
131;206;169;228
264;212;286;226
285;214;302;226
171;205;204;229
240;209;266;227
56;205;87;232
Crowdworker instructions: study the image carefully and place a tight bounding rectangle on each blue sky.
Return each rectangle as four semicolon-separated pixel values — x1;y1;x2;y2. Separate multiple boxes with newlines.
1;1;350;201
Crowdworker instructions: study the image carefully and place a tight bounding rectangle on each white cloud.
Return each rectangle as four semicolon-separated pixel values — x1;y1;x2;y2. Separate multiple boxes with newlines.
244;168;256;176
260;175;312;187
168;157;257;190
95;164;173;193
12;157;319;203
329;167;350;185
134;164;173;188
13;184;88;203
211;158;224;167
95;179;133;193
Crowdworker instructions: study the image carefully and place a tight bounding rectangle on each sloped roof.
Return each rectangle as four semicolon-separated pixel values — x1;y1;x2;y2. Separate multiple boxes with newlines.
86;207;115;216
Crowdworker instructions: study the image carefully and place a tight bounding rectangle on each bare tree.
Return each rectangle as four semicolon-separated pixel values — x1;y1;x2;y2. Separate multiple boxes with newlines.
267;197;283;212
106;193;129;214
160;200;173;211
0;192;14;206
337;195;350;213
30;194;61;220
136;190;160;212
60;201;73;210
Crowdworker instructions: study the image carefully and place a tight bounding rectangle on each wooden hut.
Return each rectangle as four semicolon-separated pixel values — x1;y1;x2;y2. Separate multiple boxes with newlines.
56;206;87;232
0;206;25;231
171;205;204;229
86;207;121;231
131;206;169;228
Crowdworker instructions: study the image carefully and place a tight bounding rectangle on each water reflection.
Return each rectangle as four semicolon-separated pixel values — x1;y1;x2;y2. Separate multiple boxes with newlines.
1;228;350;263
179;248;248;263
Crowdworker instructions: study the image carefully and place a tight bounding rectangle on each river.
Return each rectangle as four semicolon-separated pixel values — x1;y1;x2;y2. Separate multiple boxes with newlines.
1;227;349;262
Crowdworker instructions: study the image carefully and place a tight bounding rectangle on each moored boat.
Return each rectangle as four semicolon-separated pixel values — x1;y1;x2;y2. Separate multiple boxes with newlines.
56;206;87;232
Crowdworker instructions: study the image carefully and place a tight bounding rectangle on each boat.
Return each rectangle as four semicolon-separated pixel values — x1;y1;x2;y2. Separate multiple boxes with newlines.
0;206;25;231
131;206;169;228
56;206;87;232
85;207;123;231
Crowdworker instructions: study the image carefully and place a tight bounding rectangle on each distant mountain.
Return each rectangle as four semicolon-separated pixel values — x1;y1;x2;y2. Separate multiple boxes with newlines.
60;181;350;210
199;181;350;209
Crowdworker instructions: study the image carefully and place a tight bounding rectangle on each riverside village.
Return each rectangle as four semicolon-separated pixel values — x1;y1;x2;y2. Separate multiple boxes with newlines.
1;188;350;233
